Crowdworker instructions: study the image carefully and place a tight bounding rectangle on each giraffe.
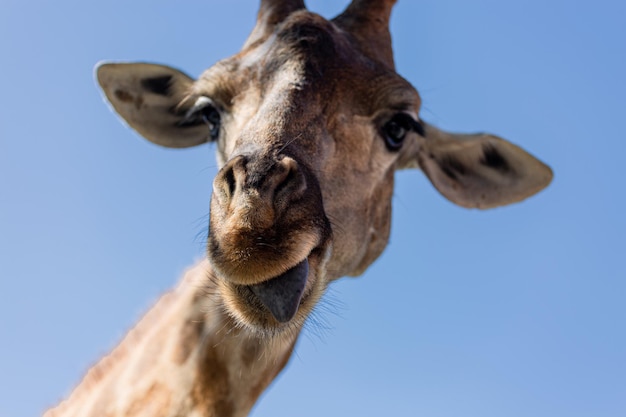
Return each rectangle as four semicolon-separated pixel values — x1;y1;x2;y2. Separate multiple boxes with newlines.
46;1;552;416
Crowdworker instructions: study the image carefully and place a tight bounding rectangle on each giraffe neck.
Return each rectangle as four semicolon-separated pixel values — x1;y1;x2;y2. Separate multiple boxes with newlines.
45;261;299;417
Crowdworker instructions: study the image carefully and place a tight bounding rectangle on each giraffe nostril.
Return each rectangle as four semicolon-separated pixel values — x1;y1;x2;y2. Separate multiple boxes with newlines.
213;155;247;205
273;156;306;203
213;164;236;205
224;166;236;197
274;160;297;196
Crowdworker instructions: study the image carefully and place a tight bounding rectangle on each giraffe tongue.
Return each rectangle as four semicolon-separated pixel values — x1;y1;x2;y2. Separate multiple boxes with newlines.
249;259;309;323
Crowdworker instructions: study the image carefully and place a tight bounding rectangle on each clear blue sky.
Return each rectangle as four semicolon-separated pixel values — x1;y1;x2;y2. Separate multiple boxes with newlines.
1;1;625;416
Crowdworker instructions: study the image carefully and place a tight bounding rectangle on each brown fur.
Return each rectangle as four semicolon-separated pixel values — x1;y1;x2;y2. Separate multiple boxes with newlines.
172;315;204;365
193;345;234;417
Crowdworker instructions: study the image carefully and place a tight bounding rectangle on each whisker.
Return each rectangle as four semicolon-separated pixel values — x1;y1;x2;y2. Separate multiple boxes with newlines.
278;133;304;154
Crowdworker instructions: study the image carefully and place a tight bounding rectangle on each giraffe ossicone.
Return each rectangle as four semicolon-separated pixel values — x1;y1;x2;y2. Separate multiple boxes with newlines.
47;1;552;416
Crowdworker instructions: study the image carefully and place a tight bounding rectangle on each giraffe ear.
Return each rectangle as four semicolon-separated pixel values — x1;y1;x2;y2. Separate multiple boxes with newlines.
408;122;553;209
96;62;210;148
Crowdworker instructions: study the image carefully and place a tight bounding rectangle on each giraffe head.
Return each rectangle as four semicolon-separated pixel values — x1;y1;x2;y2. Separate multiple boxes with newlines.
96;0;552;335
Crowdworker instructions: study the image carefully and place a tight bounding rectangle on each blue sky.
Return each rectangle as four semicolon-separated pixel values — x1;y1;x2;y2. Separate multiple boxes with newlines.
1;1;625;416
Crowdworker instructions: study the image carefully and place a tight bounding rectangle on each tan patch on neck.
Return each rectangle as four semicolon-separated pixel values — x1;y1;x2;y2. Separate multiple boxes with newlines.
193;345;235;417
247;337;297;407
240;339;263;369
172;316;205;365
126;382;171;417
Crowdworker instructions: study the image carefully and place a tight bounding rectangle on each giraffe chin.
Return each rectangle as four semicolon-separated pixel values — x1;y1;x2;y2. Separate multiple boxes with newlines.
249;259;309;323
221;245;331;336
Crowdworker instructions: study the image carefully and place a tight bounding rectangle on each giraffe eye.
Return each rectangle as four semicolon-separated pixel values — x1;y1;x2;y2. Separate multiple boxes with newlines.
200;106;221;140
382;113;412;151
381;113;425;151
178;96;221;140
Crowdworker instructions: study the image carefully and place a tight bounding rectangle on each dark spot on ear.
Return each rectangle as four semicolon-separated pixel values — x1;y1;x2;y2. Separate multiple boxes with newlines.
114;89;144;110
141;75;173;96
114;89;134;103
480;144;511;173
439;156;467;181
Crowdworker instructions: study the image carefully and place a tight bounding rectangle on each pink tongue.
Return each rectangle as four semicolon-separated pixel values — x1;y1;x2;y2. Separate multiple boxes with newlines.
249;259;309;323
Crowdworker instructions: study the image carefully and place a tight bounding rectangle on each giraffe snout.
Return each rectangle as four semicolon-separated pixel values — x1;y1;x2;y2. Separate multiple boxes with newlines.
212;154;306;227
207;152;328;287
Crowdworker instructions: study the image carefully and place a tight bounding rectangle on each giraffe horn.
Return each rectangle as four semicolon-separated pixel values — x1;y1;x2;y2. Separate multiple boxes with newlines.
333;0;397;69
244;0;307;49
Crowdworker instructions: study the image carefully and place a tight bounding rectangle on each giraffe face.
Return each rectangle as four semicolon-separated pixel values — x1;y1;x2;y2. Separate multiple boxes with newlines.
96;7;552;336
196;12;424;333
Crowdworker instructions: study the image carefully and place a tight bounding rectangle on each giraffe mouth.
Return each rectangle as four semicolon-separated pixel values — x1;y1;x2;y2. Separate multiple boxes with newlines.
221;242;331;332
247;259;309;323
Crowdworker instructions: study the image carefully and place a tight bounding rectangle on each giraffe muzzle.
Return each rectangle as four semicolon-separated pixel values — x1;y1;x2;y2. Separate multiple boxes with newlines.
206;150;332;329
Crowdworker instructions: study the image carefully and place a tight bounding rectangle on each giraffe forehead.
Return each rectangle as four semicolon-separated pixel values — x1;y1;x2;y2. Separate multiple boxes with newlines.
195;10;420;125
